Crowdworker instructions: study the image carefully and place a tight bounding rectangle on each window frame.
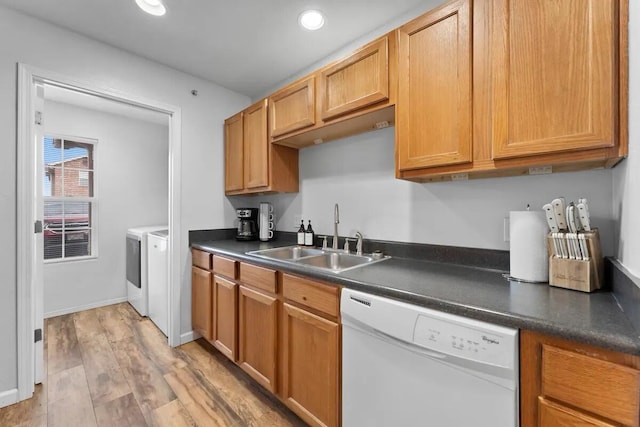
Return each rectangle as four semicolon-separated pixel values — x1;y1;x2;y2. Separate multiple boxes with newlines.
43;134;98;263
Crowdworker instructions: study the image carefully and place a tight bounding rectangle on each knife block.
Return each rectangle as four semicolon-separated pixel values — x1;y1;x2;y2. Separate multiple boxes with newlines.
546;229;604;292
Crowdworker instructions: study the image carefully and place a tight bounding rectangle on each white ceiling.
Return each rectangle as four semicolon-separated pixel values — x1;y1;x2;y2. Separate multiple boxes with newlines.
44;84;169;126
0;0;431;98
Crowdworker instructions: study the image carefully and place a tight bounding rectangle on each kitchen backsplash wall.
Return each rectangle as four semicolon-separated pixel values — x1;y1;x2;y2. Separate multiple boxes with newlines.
613;0;640;278
230;126;616;256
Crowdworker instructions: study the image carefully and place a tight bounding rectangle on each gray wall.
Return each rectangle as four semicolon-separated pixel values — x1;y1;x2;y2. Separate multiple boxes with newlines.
233;127;616;255
43;100;168;316
613;0;640;278
0;6;249;393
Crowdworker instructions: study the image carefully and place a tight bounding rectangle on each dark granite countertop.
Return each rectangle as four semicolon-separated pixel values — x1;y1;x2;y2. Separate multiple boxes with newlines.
192;238;640;356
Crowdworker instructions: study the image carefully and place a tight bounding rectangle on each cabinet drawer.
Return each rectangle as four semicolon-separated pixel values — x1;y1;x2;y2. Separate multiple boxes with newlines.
282;274;339;318
541;344;640;426
239;262;277;294
192;249;212;270
538;397;616;427
213;255;237;279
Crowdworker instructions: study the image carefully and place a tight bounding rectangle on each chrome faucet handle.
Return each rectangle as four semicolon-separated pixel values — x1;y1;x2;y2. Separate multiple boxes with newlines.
318;235;328;249
344;238;355;253
354;231;363;256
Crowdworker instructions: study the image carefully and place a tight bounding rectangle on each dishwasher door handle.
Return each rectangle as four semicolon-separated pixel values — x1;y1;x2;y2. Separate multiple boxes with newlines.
371;327;447;360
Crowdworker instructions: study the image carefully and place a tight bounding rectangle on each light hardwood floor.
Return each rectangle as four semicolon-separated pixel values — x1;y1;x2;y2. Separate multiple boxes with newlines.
0;303;305;426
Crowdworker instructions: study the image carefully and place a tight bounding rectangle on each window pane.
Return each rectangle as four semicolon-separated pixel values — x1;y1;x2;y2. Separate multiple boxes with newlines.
44;201;64;259
63;169;93;197
43;166;60;197
44;137;62;164
63;141;93;170
44;201;92;260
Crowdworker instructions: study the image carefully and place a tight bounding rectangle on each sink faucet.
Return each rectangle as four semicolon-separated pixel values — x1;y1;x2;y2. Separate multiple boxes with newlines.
355;231;363;256
333;203;339;250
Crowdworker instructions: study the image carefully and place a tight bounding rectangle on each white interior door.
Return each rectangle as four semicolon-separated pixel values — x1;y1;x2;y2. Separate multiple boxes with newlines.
33;82;45;385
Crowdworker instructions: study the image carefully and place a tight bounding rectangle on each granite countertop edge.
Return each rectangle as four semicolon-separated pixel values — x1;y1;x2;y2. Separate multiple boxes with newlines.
191;240;640;356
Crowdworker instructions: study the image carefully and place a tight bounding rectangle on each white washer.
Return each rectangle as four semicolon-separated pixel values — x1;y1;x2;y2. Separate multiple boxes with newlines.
147;229;169;336
126;225;167;316
341;288;519;427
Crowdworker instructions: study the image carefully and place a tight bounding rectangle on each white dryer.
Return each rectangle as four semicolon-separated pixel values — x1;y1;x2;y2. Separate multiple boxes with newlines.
126;225;167;316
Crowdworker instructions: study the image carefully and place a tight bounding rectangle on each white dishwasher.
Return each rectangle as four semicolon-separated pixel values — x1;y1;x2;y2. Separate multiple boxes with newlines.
341;289;519;427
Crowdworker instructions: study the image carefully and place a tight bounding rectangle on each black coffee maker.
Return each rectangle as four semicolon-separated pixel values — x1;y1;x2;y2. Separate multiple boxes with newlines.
236;208;259;241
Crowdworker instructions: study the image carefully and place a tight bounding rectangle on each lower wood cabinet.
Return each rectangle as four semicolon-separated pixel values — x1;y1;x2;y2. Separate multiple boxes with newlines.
191;254;343;426
212;275;237;361
281;302;340;427
521;330;640;427
191;266;212;341
238;284;278;393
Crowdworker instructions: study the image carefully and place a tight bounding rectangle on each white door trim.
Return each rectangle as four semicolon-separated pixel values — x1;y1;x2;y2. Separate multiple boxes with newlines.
16;63;183;402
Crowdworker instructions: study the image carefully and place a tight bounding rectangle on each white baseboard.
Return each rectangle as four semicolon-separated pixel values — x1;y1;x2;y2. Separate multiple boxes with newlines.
180;330;201;345
0;388;19;409
44;297;128;318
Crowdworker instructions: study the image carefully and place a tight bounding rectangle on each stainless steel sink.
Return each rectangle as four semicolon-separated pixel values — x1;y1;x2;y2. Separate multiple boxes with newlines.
247;246;325;261
296;252;388;272
246;246;389;273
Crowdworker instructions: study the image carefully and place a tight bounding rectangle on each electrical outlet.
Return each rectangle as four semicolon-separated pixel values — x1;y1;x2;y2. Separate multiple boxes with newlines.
504;217;510;242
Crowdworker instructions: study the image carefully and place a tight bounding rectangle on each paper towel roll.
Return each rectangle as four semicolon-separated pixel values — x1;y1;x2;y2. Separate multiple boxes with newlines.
510;211;549;282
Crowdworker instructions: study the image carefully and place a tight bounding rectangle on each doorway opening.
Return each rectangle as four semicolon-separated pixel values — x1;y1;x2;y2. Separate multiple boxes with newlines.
16;64;182;404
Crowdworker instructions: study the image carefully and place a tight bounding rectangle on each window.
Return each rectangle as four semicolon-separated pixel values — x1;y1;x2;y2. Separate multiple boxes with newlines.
43;136;96;261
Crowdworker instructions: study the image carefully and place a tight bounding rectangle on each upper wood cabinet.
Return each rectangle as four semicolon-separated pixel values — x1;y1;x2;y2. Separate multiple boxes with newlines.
224;111;244;192
397;0;628;182
521;330;640;427
243;100;269;189
319;36;390;122
487;0;618;160
269;76;316;139
396;0;472;172
224;99;299;196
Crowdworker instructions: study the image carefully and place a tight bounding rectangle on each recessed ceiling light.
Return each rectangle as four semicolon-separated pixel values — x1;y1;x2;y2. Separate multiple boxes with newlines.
298;10;325;31
135;0;166;16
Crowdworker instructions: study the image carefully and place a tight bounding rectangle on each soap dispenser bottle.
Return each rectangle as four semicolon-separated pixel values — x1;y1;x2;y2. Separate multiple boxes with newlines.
305;220;315;247
297;220;305;245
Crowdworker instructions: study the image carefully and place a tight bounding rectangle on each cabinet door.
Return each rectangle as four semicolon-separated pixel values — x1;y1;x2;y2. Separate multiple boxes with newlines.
224;111;244;192
212;275;237;361
191;266;212;341
487;0;617;159
269;76;315;138
238;285;278;393
397;0;472;171
320;36;389;121
281;303;339;427
243;99;269;190
538;398;617;427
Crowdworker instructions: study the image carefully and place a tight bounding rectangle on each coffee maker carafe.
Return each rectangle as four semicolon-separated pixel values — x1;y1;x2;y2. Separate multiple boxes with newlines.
236;208;259;241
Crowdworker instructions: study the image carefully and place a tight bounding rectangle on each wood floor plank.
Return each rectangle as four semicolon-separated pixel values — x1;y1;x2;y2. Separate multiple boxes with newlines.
78;333;131;406
73;309;106;342
95;304;135;343
93;393;147;427
0;384;47;426
47;365;97;427
179;340;295;425
130;318;187;374
47;314;83;375
149;399;196;427
164;367;243;427
111;336;176;417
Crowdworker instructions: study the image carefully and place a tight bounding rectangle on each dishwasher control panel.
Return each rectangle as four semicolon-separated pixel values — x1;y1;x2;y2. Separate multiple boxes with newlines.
413;313;517;368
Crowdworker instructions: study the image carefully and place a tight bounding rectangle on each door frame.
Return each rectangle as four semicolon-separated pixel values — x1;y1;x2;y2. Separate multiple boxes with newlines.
16;63;183;401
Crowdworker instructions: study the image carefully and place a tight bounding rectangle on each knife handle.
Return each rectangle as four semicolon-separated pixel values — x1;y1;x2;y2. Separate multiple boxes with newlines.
542;204;559;233
577;203;592;231
552;198;567;230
